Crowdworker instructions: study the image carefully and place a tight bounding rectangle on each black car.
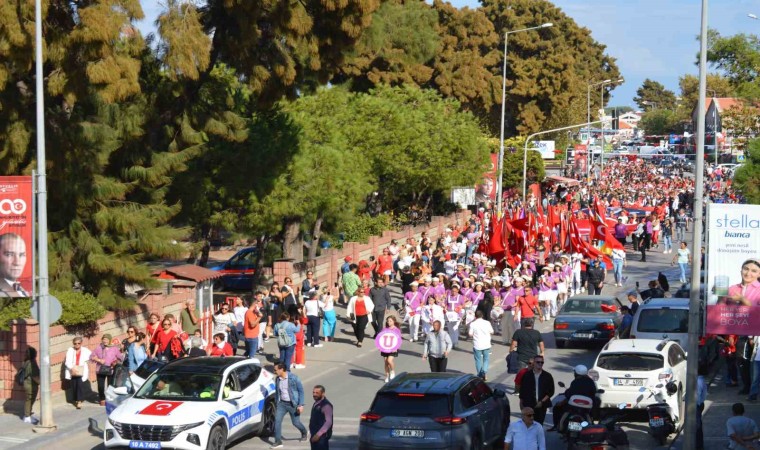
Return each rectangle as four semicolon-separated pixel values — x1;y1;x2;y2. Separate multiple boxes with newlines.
359;373;509;450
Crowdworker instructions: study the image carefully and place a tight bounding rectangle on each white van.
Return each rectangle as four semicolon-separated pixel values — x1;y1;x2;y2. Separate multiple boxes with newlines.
629;298;689;349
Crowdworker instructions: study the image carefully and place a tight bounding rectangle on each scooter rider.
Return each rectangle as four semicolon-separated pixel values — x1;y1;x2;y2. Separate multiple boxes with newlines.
550;365;599;432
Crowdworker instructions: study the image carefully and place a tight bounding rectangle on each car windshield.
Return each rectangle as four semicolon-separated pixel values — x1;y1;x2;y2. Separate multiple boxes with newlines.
134;372;223;402
561;299;616;314
372;393;450;417
596;353;664;371
637;309;689;333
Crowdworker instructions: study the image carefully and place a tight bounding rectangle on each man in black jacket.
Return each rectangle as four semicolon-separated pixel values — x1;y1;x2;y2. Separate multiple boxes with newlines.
309;385;333;450
519;355;555;424
639;280;666;302
370;278;392;336
586;258;606;295
551;365;599;431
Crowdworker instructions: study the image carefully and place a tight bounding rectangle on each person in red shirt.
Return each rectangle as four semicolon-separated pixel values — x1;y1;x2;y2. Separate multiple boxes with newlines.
377;248;394;284
151;317;178;359
207;333;234;357
516;286;542;323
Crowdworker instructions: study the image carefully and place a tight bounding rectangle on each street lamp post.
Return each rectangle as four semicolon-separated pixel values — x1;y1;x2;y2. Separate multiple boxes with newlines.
496;22;553;214
684;1;708;449
599;78;624;171
586;79;611;178
523;120;604;201
641;100;658;110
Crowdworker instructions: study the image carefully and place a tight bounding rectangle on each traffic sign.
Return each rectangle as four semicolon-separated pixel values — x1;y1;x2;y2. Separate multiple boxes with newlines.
30;295;62;324
737;154;745;162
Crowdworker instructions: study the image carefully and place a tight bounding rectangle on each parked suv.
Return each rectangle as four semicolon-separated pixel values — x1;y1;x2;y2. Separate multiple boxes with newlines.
358;372;509;450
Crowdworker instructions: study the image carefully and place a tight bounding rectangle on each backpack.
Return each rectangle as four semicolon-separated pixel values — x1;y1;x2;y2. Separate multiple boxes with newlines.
506;351;519;374
15;365;26;386
276;323;294;348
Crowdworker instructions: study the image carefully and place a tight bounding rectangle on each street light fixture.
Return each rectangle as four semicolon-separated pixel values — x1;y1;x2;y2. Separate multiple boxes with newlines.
586;78;619;177
599;78;624;170
641;100;658;110
496;22;553;213
707;89;718;164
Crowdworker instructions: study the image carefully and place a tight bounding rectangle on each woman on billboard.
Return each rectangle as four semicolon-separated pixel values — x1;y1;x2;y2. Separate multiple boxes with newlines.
720;259;760;306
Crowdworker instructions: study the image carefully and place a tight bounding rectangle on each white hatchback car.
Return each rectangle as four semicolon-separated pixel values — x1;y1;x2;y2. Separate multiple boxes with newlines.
589;339;686;413
105;357;276;450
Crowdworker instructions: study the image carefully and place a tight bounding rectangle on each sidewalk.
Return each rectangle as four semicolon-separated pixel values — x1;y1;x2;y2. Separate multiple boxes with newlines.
670;362;760;450
0;400;106;449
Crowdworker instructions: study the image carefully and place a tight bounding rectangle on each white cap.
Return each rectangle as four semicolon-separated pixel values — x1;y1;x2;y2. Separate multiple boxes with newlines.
574;364;588;376
410;281;419;287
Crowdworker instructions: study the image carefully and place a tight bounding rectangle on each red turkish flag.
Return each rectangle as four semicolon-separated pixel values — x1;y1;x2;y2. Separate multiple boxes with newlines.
139;400;184;416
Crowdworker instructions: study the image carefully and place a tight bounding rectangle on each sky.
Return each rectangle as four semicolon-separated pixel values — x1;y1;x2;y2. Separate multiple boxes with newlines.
136;0;760;107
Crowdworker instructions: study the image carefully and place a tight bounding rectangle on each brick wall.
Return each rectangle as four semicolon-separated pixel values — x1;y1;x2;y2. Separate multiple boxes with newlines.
0;289;195;411
272;210;470;293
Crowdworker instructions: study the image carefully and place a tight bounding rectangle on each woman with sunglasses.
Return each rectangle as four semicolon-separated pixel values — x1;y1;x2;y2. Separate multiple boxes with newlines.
150;318;178;360
64;337;91;409
121;326;138;369
212;303;238;347
127;332;147;375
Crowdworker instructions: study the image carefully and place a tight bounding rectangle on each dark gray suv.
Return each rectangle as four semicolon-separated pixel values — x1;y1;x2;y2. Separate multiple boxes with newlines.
358;372;509;450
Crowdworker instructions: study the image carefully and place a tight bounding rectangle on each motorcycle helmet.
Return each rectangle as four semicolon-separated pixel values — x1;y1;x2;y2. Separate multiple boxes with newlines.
574;364;588;376
665;381;678;396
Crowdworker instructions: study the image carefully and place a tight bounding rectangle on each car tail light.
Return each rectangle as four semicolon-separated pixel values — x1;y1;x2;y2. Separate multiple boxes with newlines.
651;414;662;420
554;322;569;330
588;369;599;382
434;416;467;425
360;412;382;423
592;446;606;450
397;393;425;397
659;372;672;381
597;323;615;331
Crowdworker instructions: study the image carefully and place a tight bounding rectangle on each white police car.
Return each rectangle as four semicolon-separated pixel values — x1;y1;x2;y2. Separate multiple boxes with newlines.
105;357;276;450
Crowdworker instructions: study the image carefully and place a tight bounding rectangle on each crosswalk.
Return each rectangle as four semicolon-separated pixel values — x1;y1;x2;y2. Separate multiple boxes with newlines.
240;417;360;449
0;435;29;449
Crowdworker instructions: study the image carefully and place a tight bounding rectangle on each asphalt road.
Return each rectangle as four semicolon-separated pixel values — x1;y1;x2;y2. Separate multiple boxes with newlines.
17;236;709;450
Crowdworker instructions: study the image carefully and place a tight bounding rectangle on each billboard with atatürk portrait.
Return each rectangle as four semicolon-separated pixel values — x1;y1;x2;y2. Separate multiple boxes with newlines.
0;176;34;299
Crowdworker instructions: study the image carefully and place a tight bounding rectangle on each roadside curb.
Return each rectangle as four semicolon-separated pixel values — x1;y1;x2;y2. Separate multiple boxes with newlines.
8;415;96;450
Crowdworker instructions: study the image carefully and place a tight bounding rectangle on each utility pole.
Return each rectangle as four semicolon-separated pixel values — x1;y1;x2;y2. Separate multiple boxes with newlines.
683;0;708;448
34;0;54;431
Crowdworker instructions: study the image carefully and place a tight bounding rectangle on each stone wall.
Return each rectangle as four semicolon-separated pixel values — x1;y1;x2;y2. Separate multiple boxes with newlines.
272;210;470;293
0;288;194;411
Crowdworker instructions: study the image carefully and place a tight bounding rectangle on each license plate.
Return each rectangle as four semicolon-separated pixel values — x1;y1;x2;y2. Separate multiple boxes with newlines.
568;421;583;431
129;442;162;449
649;418;665;427
573;333;593;339
613;378;644;386
391;429;424;438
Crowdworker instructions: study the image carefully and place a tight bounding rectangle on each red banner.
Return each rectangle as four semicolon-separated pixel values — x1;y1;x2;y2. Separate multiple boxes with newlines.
0;176;34;298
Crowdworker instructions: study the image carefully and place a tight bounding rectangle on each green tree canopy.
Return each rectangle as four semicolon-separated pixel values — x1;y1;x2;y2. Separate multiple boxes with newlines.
633;78;677;111
638;109;680;135
733;138;760;203
706;29;760;99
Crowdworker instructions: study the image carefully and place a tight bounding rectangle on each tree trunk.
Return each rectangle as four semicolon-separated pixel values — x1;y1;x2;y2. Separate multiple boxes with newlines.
282;218;303;262
250;235;270;292
308;215;323;260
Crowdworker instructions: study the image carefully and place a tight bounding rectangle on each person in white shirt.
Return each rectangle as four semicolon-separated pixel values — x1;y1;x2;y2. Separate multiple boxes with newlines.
468;310;494;380
504;407;546;450
233;297;248;336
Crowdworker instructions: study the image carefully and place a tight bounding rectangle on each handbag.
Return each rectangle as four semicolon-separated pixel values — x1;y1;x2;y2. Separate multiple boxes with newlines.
15;365;26;386
97;364;114;376
71;365;85;377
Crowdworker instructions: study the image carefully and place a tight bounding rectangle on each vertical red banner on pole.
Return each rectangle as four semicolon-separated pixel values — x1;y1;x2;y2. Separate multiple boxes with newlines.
0;176;34;298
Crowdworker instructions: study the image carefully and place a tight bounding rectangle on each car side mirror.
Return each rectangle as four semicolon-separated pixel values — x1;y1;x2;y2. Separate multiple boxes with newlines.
558;382;566;388
596;389;605;394
113;386;129;396
225;390;244;401
493;389;506;398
